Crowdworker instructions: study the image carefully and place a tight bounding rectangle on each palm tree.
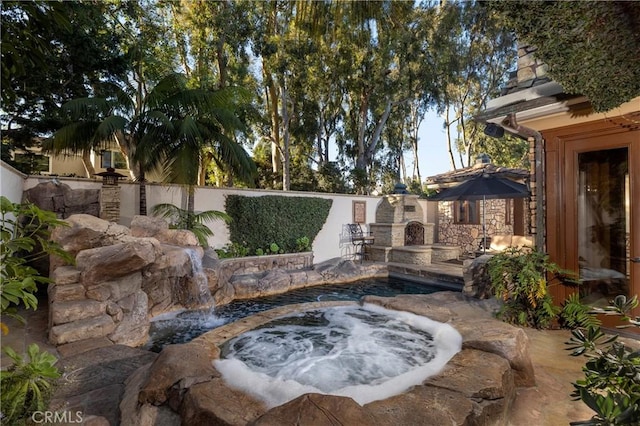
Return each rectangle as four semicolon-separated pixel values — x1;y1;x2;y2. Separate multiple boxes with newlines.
151;203;230;248
48;73;255;215
139;78;256;214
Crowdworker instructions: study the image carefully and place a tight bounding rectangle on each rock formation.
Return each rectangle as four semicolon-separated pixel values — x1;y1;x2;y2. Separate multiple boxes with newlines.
48;214;388;356
48;214;208;356
121;292;535;426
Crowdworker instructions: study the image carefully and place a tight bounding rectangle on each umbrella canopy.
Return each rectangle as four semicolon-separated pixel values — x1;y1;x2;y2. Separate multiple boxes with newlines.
428;174;529;201
428;175;530;253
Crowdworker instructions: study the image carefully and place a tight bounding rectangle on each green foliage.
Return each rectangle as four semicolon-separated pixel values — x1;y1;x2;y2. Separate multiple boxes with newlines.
268;243;281;254
152;203;231;248
0;343;61;424
565;296;640;425
215;242;249;259
225;195;331;254
560;293;602;330
489;1;640;113
1;196;72;329
295;236;311;252
487;247;573;328
216;237;310;258
597;295;640;328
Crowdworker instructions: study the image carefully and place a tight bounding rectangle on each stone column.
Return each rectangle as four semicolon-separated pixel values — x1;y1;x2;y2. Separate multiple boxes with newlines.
100;186;121;223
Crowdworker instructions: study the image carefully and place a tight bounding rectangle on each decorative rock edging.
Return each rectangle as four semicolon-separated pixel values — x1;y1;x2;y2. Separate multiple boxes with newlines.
121;292;535;426
205;255;388;305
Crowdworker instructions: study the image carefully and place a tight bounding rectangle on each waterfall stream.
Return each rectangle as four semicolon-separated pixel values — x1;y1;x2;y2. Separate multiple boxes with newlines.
185;248;213;307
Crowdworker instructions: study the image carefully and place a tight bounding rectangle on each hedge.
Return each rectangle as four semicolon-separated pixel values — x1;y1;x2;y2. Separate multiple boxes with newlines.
225;194;333;253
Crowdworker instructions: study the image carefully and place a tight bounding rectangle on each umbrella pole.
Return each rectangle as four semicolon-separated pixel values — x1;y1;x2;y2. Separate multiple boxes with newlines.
482;195;487;254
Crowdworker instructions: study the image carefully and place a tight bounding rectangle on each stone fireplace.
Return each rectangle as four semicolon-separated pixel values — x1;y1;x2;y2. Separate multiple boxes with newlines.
368;193;437;265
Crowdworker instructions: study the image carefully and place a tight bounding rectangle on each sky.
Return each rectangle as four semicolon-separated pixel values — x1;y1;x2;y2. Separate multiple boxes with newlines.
415;110;458;179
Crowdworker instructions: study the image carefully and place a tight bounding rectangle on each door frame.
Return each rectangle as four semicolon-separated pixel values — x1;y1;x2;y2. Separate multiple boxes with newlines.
544;118;640;325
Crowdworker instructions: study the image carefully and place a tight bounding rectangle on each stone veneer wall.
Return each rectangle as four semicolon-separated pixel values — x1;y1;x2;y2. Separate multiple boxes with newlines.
437;199;514;255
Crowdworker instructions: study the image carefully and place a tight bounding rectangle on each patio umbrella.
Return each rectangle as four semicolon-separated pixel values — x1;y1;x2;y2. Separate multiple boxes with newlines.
428;174;530;253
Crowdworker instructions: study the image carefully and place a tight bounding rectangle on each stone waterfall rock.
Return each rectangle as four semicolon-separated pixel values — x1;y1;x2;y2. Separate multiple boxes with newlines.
130;215;199;246
76;241;159;285
50;214;131;256
48;214;207;354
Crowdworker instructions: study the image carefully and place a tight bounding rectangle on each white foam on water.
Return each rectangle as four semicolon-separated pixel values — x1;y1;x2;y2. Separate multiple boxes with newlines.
214;303;462;408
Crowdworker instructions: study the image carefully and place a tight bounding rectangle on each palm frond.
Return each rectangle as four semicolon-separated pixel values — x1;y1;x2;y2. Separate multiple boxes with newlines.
48;122;102;154
95;115;128;140
61;97;113;120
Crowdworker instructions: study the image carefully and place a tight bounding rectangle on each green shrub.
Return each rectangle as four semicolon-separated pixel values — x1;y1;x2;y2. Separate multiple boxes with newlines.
1;196;72;330
565;295;640;425
0;344;61;424
267;242;281;254
225;195;331;254
295;236;311;252
0;196;69;423
215;242;249;258
560;293;601;329
487;247;574;328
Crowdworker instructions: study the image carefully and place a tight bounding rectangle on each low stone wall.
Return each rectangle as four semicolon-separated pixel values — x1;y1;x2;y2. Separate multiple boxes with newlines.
205;254;387;305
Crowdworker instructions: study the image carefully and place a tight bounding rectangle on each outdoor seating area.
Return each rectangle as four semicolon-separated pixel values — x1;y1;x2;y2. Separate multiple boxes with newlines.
347;223;375;262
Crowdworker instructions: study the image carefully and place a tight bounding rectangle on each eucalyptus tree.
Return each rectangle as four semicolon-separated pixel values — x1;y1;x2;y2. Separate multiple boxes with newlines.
432;1;516;169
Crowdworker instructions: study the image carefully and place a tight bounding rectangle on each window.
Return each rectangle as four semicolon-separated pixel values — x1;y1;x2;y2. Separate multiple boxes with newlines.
13;153;50;175
454;200;479;224
101;150;127;169
505;199;513;225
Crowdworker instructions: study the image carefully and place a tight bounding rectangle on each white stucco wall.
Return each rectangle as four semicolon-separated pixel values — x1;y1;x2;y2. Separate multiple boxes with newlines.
0;160;27;203
15;165;382;264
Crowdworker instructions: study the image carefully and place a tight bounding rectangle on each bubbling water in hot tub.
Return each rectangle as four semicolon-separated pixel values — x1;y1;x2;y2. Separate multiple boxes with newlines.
214;303;462;408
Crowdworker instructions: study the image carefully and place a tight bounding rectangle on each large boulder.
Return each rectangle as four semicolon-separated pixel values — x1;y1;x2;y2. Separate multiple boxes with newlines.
463;255;494;299
252;394;378;426
51;214;131;257
138;342;219;406
23;181;100;218
76;240;158;284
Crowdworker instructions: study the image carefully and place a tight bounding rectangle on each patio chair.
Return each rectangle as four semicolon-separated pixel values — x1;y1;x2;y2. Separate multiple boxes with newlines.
347;223;374;262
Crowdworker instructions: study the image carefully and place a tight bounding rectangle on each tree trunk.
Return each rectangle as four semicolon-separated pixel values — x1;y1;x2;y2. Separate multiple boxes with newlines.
280;80;290;191
187;185;195;218
363;99;393;166
445;104;458;170
81;149;95;178
138;166;147;216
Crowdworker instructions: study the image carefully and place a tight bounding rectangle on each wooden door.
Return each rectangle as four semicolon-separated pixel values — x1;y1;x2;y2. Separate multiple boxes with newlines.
545;120;639;329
